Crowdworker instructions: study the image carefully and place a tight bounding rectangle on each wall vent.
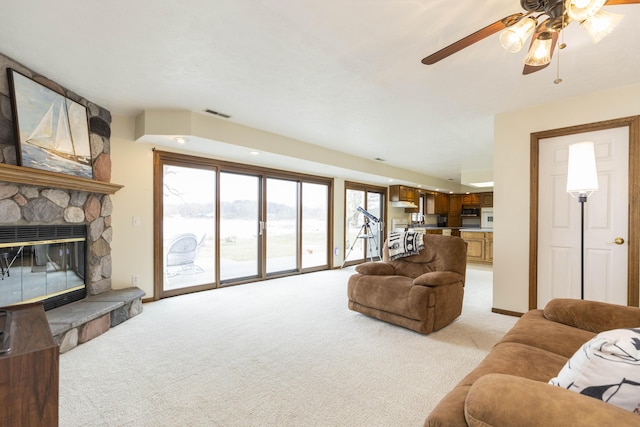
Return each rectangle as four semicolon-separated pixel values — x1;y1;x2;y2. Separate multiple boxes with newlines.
203;109;232;119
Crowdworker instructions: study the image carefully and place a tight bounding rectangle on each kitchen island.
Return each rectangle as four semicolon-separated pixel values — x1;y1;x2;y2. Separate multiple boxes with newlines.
460;229;493;264
399;225;493;264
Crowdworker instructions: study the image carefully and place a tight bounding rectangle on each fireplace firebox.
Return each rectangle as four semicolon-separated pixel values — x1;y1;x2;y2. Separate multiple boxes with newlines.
0;225;87;310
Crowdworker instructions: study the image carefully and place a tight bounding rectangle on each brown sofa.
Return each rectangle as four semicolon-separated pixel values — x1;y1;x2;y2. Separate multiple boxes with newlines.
425;298;640;426
347;233;467;335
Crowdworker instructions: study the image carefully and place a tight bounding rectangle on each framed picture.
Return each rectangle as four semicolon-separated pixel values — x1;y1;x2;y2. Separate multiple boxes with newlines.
7;69;93;179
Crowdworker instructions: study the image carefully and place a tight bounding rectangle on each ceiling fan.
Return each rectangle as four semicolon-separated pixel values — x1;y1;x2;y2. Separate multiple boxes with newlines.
422;0;640;75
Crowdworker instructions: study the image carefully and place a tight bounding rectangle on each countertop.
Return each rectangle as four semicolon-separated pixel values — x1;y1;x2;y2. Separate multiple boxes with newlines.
408;225;493;233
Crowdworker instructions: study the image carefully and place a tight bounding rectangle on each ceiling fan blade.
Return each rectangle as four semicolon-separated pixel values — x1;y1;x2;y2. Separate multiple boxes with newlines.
522;30;559;75
421;13;524;65
605;0;640;5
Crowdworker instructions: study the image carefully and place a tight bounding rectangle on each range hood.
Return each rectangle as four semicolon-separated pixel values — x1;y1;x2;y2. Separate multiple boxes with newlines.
391;200;418;208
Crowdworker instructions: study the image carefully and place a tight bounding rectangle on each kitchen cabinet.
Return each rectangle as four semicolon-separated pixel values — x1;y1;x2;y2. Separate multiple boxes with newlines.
425;192;448;215
480;192;493;207
462;194;481;205
485;232;493;262
389;185;417;203
435;193;449;214
461;231;493;264
424;229;443;235
0;302;59;426
449;195;461;214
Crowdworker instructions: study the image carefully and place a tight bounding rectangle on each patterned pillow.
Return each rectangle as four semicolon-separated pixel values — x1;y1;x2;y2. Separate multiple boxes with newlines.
549;328;640;415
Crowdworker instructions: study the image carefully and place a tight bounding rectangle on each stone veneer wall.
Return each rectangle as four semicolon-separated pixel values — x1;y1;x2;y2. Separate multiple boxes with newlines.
0;53;114;296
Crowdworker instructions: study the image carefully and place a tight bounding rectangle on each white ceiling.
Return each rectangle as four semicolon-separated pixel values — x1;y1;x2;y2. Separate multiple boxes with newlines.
1;0;639;188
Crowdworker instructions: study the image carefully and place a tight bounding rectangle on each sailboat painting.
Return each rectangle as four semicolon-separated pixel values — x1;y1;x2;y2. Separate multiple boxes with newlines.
7;69;93;179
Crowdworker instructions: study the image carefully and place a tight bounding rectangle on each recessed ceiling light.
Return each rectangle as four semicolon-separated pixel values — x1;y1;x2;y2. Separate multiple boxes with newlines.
388;179;394;182
174;137;188;144
249;151;259;156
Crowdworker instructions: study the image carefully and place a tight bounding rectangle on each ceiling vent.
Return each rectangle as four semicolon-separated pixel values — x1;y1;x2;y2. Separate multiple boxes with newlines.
203;109;232;119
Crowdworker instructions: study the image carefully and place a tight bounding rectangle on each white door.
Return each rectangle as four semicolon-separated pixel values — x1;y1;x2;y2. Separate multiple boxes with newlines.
538;127;629;307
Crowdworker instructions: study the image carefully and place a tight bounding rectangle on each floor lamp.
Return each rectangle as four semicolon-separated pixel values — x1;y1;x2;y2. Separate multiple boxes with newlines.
566;141;599;300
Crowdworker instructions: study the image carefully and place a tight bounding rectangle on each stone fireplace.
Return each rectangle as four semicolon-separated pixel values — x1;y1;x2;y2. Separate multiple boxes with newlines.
0;53;144;352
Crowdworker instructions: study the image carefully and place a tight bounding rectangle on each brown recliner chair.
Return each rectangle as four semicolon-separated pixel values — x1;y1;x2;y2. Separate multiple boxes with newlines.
347;233;467;334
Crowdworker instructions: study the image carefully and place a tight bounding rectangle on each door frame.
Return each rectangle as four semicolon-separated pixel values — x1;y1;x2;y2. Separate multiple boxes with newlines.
529;116;640;309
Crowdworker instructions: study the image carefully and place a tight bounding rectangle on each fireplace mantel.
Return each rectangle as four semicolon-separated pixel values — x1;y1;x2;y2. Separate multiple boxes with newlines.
0;164;123;195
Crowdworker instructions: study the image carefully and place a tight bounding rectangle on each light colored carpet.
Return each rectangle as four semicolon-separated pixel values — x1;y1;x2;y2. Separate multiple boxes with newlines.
59;265;517;426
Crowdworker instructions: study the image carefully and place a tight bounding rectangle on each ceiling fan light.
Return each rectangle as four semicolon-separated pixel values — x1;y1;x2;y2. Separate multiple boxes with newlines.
523;34;553;66
566;0;606;22
581;10;624;43
500;17;537;53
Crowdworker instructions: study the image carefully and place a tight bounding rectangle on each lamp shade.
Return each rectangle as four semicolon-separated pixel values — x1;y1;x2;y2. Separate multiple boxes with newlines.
581;10;624;43
523;33;553;66
566;0;606;21
500;17;537;53
567;141;599;196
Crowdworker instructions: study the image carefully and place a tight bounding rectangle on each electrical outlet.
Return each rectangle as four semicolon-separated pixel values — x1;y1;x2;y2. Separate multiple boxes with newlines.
131;275;139;285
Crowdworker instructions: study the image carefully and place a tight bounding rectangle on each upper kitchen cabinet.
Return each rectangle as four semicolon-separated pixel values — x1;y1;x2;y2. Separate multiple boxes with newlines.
389;185;419;209
435;192;449;215
424;191;449;215
389;185;417;202
461;194;480;205
480;192;493;207
449;194;461;214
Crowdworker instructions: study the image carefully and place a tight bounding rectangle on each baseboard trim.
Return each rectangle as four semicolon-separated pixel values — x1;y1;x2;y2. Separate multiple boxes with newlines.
492;307;524;317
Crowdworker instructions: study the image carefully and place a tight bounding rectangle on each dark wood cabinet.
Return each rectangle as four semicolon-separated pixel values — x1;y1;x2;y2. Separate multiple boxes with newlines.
0;302;59;426
435;193;449;215
462;194;481;205
449;195;461;214
448;214;461;227
425;192;448;215
389;185;417;203
480;192;493;207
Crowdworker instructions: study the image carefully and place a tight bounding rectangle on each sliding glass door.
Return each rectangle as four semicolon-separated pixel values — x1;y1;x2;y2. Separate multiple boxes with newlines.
161;163;216;296
155;151;332;299
302;182;328;269
219;172;260;282
344;183;386;267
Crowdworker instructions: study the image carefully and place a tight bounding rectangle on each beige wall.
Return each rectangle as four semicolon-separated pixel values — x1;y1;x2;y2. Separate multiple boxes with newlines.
494;83;640;314
111;116;156;297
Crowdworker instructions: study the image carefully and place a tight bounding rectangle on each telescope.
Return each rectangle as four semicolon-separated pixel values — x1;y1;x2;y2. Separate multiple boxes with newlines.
357;206;380;223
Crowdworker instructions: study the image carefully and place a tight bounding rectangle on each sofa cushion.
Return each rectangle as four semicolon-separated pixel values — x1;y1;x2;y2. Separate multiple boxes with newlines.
465;374;640;427
457;341;568;387
499;309;595;358
544;299;640;334
426;342;568;427
549;328;640;414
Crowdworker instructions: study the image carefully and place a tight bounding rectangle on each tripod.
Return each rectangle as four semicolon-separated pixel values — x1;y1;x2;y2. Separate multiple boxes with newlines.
341;220;380;268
